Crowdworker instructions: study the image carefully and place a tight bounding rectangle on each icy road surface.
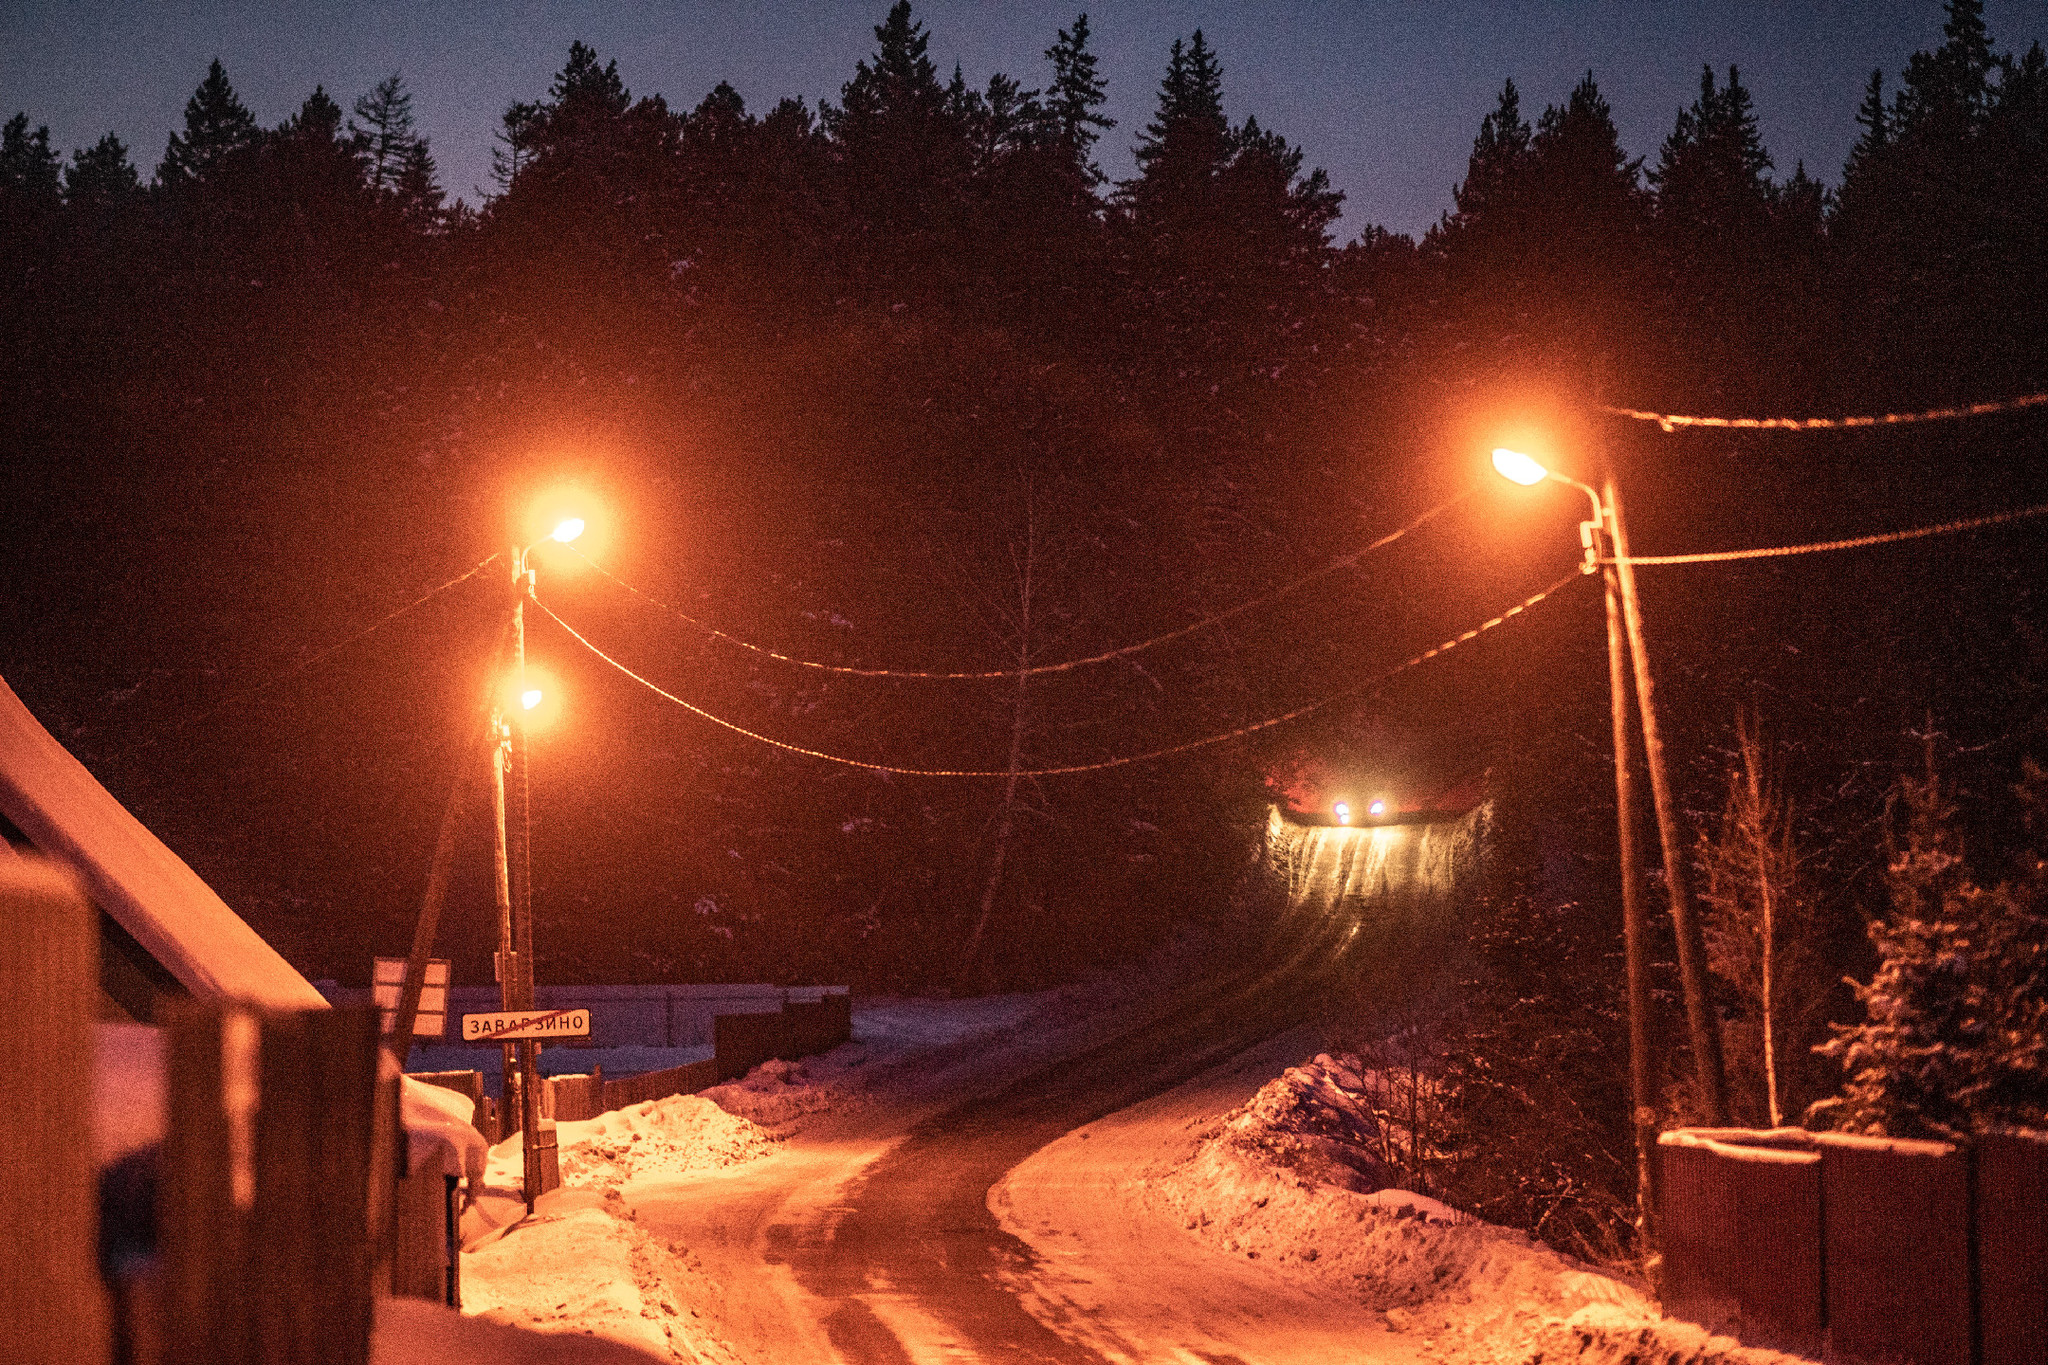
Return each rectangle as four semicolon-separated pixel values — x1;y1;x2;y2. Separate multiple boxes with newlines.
447;956;1803;1364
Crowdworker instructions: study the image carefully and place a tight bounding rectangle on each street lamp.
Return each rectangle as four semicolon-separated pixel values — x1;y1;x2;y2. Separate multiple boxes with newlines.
494;517;585;1204
385;510;585;1208
1492;446;1729;1232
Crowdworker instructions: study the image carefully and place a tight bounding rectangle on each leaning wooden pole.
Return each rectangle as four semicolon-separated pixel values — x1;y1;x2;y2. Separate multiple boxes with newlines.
1606;476;1727;1124
388;741;481;1066
392;616;515;1066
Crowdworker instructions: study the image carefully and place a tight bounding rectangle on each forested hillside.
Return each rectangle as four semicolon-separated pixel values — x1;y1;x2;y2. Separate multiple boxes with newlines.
1;0;2041;1064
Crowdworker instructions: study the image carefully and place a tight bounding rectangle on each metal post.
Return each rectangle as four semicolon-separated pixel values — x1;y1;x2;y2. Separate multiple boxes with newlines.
1606;477;1728;1124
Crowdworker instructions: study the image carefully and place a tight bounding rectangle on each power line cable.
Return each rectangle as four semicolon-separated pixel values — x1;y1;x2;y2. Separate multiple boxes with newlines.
529;571;1580;778
1609;500;2048;566
1605;391;2048;433
176;552;502;731
565;488;1473;681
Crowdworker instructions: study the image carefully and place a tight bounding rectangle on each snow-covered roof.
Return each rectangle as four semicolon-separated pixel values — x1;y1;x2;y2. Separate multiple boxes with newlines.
0;675;327;1009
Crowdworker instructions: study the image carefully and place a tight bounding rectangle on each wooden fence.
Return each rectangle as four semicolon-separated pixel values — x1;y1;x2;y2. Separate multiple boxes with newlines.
2;857;472;1365
1659;1126;2048;1363
1;860;109;1365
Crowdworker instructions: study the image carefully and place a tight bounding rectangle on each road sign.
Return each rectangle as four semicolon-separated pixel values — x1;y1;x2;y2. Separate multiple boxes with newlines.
372;957;449;1037
460;1008;591;1042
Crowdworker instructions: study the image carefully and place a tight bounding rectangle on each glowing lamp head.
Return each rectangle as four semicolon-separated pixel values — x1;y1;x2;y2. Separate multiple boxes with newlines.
549;517;586;544
1333;801;1351;826
521;688;544;711
1492;448;1549;486
1368;799;1387;817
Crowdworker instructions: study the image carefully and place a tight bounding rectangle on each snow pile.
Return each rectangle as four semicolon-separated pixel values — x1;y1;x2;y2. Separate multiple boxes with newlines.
559;1094;779;1192
1146;1052;1808;1363
1202;1051;1401;1192
461;1195;739;1363
698;1053;870;1131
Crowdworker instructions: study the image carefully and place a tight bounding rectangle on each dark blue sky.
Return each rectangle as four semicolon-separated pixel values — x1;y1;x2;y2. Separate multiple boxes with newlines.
4;2;2042;238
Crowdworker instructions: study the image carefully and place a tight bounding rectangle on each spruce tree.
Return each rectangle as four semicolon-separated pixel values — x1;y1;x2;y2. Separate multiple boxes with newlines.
831;1;945;134
0;113;61;206
550;40;630;115
351;74;443;224
1847;69;1891;177
63;133;139;205
158;59;263;184
1132;30;1226;176
351;74;423;194
283;86;345;144
1043;13;1113;178
392;140;445;227
1813;752;2048;1139
1653;65;1771;228
1449;79;1532;227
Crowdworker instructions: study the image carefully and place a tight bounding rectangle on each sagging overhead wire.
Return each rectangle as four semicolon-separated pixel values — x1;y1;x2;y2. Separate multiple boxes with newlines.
530;571;1581;778
176;552;503;731
1610;500;2048;566
1605;390;2048;433
566;488;1474;681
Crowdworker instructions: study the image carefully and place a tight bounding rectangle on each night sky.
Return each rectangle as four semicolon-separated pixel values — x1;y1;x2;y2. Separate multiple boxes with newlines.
4;1;2042;239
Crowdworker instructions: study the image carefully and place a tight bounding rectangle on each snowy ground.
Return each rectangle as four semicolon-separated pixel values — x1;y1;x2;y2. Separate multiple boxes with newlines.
385;978;1815;1364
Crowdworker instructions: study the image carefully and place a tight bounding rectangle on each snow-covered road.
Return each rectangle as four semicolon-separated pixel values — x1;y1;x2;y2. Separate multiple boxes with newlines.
439;962;1800;1365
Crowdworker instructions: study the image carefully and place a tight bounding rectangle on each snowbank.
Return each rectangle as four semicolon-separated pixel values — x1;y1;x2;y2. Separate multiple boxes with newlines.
1139;1051;1813;1363
558;1094;780;1192
461;1201;740;1363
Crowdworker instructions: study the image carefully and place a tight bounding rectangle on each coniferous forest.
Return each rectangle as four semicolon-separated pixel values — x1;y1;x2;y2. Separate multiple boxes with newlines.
3;1;2045;1256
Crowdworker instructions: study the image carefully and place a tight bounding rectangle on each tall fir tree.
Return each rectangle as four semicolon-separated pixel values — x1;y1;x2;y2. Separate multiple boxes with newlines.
1042;13;1113;179
1847;69;1891;177
1652;65;1772;232
1447;79;1533;229
1131;30;1227;178
829;2;946;138
63;133;139;205
351;74;423;194
158;59;263;184
0;113;61;207
1813;752;2048;1139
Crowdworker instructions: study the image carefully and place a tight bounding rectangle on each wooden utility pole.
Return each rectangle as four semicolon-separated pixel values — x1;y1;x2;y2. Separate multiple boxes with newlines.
504;548;557;1204
488;699;520;1135
1605;477;1727;1125
1603;553;1658;1233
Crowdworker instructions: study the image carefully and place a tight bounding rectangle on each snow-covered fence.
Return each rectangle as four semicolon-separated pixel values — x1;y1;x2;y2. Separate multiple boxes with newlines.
407;1069;494;1142
1655;1129;1822;1354
591;1057;721;1115
457;991;849;1124
1658;1127;2048;1363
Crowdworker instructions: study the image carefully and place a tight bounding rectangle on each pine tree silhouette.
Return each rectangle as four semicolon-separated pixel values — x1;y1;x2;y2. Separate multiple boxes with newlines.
0;113;61;206
1043;12;1113;179
158;59;263;184
63;133;138;205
